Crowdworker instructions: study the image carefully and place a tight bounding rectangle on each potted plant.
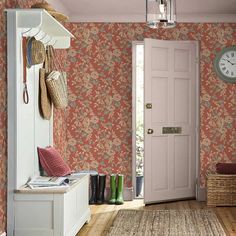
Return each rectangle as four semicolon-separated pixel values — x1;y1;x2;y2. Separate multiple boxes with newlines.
136;133;144;197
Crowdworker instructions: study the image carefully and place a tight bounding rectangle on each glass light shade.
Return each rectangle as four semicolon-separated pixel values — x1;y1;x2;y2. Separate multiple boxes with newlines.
165;0;177;27
146;0;176;29
146;0;167;27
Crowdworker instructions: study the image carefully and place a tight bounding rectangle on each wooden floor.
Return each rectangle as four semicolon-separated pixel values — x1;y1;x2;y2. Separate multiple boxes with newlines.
77;200;236;236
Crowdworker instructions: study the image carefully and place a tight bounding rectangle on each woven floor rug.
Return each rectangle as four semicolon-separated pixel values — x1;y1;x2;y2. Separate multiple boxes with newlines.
106;209;226;236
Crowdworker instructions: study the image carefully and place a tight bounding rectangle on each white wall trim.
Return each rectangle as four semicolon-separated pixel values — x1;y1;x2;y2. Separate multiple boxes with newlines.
68;13;236;23
105;187;134;201
69;14;145;23
177;13;236;23
132;41;144;199
195;41;201;202
197;187;207;201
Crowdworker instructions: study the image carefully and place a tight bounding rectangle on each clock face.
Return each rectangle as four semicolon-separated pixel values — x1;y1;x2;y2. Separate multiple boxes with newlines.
214;46;236;83
219;51;236;78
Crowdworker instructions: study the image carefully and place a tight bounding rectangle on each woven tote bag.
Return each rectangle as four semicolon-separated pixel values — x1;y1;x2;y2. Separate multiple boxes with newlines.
39;68;52;119
46;71;68;109
45;45;68;109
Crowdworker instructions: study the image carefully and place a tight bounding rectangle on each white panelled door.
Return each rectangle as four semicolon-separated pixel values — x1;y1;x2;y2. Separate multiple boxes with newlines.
144;39;198;204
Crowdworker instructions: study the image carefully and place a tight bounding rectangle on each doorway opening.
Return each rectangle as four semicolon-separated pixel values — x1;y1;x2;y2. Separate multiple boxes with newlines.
132;40;200;202
132;42;144;198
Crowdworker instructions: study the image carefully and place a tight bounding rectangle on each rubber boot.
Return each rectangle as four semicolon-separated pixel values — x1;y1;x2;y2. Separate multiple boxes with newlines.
97;174;106;204
109;174;116;204
89;174;98;204
116;174;124;205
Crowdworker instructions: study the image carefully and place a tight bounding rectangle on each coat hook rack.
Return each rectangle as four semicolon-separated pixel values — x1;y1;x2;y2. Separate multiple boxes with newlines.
21;28;32;36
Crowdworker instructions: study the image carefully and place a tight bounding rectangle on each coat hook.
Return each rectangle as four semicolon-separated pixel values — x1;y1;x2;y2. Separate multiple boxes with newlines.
21;28;32;36
52;39;58;47
44;36;53;45
38;32;47;41
32;28;42;38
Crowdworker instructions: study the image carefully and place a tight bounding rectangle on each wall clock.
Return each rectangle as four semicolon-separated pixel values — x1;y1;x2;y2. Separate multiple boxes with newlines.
214;46;236;83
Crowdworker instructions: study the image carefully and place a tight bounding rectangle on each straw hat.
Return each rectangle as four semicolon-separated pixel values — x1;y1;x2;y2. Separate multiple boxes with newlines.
26;37;46;68
31;2;69;22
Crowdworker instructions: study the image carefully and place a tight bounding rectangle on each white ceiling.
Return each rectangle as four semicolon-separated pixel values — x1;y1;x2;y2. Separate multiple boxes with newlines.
47;0;236;22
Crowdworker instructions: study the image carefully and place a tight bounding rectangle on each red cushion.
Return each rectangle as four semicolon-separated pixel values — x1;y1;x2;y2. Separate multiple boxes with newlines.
37;146;71;176
216;163;236;175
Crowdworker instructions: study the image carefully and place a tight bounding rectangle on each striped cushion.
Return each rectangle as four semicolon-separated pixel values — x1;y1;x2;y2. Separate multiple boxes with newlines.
37;146;71;176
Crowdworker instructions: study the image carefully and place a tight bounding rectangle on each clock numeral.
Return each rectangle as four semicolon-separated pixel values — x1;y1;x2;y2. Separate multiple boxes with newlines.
226;54;230;58
220;63;225;66
226;70;229;74
231;72;234;76
222;67;226;71
231;52;234;57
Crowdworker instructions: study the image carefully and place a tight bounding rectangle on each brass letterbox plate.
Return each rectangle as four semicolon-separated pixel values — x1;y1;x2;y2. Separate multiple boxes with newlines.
162;127;182;134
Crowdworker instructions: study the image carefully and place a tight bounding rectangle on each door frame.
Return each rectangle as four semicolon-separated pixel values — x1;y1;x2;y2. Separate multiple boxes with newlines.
132;40;200;200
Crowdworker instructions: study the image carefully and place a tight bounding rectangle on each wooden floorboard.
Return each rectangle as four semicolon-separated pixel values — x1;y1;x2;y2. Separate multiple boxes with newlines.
77;200;236;236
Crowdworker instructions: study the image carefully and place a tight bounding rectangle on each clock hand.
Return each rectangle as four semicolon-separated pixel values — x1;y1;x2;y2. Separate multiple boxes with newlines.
222;58;233;65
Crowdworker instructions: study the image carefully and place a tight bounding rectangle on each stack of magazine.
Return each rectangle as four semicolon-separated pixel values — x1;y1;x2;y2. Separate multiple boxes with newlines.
27;176;70;189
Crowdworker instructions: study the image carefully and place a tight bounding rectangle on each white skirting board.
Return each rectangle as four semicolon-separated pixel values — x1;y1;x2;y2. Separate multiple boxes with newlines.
196;187;207;201
104;187;134;201
88;187;134;201
0;232;6;236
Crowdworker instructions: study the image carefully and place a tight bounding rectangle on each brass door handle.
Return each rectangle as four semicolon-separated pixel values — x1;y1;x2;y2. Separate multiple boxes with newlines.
147;129;154;134
146;103;152;109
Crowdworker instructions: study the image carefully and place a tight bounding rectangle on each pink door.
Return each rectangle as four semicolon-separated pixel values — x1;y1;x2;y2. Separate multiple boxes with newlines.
144;39;198;203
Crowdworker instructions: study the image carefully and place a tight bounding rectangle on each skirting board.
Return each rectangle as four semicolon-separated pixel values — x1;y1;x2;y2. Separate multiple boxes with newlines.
197;187;207;201
0;232;6;236
90;187;134;201
105;187;134;201
89;187;134;201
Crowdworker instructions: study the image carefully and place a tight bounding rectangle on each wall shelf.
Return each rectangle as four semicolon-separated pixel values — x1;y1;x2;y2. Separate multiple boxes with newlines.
6;9;74;48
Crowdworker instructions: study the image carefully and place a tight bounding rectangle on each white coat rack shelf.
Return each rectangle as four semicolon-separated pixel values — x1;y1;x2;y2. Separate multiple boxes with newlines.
6;9;90;236
6;9;74;48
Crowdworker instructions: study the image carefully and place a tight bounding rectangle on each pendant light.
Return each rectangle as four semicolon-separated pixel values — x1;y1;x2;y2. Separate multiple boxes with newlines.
146;0;177;29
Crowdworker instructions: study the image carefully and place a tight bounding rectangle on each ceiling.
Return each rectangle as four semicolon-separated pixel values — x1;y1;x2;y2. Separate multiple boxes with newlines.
47;0;236;22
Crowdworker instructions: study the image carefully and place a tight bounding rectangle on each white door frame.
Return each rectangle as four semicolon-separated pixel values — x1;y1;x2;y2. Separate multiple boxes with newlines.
132;40;200;200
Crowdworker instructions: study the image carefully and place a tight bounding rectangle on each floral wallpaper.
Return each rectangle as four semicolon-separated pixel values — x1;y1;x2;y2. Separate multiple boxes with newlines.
0;1;236;232
64;22;236;189
0;0;7;231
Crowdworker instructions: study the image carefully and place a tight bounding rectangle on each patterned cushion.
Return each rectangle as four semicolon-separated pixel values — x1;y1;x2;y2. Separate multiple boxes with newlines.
37;146;71;176
216;163;236;175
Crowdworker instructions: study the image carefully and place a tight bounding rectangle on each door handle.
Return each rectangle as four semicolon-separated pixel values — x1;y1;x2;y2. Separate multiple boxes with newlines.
146;103;152;109
147;129;154;134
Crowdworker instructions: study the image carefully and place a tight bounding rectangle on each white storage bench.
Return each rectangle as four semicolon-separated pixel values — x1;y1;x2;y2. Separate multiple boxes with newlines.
14;174;91;236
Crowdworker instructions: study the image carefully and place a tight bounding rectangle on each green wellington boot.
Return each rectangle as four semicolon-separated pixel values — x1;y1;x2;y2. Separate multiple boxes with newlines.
109;174;116;204
116;174;124;205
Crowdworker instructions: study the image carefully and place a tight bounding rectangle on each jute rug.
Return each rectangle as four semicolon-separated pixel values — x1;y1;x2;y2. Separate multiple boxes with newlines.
106;209;226;236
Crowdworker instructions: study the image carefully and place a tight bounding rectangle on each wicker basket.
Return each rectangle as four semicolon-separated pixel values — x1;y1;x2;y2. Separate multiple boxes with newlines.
207;174;236;206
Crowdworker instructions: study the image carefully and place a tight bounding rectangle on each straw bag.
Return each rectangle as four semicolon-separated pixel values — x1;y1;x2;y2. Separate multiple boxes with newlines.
45;45;68;109
39;68;52;119
46;71;68;108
